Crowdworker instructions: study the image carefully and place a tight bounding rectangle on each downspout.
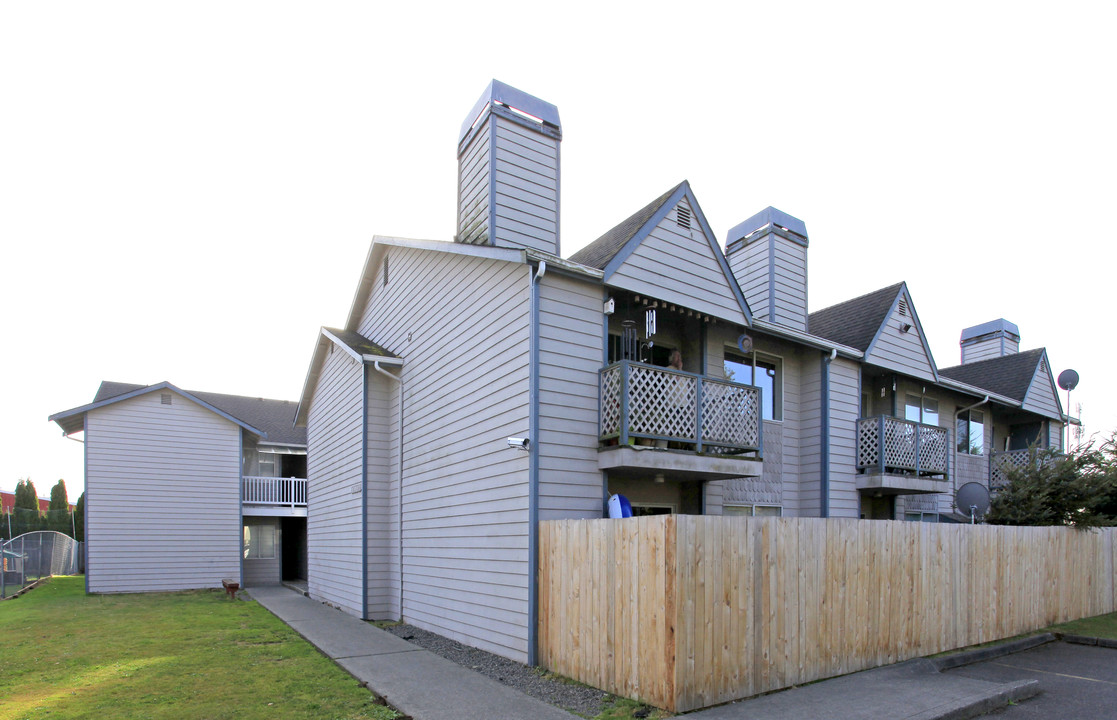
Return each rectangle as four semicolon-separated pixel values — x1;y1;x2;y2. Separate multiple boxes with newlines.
528;260;546;666
239;432;245;589
820;348;837;517
372;360;403;620
84;422;90;593
952;395;990;508
361;367;369;619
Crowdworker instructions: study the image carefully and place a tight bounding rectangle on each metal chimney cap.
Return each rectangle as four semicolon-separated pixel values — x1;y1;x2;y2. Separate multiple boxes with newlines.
960;319;1020;343
726;206;808;248
458;79;561;144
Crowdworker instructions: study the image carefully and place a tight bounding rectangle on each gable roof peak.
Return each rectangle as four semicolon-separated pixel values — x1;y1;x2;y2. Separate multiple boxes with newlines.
567;181;687;270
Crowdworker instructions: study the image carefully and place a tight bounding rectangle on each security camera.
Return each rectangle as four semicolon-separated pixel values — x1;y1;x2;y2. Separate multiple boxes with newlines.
507;437;530;450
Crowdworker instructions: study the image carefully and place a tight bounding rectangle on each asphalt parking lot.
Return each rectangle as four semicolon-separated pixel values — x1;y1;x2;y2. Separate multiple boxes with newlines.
944;640;1117;718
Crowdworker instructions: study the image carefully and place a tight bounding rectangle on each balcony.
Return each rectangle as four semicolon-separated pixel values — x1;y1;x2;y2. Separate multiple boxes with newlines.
989;448;1061;490
856;416;949;494
597;361;763;481
242;476;307;517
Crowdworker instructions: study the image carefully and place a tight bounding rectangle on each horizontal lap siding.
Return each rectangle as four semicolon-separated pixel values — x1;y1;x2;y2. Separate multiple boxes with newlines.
458;124;490;244
85;393;241;593
866;298;936;382
728;241;770;321
1022;361;1062;419
307;346;365;616
610;201;748;326
539;273;604;520
492;116;558;255
799;353;823;517
828;358;860;517
367;372;396;618
770;240;807;331
358;247;533;662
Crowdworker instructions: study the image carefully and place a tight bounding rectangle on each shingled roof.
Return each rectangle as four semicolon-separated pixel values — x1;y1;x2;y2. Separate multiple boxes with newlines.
88;381;305;445
568;182;684;269
938;348;1047;402
807;283;904;350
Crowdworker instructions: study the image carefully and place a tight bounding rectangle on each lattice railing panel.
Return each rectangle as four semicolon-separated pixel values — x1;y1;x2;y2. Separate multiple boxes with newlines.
858;416;948;476
702;379;760;450
857;418;880;468
598;361;760;453
600;365;622;437
989;449;1051;489
918;426;949;473
883;419;919;469
627;364;698;439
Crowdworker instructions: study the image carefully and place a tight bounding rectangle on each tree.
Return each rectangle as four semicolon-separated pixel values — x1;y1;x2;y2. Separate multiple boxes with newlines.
12;478;43;537
985;437;1117;529
74;492;85;542
47;479;72;535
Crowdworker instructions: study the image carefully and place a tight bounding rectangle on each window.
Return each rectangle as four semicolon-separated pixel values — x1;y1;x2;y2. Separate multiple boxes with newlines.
258;451;276;477
904;394;939;425
904;512;939;522
631;504;675;517
723;504;782;517
957;409;985;455
724;352;782;421
243;524;276;560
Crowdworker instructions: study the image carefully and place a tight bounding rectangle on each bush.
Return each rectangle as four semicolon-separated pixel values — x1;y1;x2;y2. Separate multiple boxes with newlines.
986;436;1117;529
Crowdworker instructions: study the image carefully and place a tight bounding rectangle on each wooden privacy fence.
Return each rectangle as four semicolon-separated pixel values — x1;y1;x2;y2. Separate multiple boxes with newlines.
537;516;1117;712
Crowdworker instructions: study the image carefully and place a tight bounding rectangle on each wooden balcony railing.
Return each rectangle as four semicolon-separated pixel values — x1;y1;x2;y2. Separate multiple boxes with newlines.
242;476;307;507
857;415;949;478
599;360;762;455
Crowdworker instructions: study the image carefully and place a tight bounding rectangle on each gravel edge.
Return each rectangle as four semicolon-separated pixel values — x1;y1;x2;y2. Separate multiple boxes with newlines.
382;623;611;718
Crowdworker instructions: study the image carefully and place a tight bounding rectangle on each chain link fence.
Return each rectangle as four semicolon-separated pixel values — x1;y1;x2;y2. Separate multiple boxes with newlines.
1;531;80;599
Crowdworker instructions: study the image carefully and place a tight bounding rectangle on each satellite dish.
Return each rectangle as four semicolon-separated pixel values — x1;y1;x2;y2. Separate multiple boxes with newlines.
955;482;991;523
1057;369;1079;391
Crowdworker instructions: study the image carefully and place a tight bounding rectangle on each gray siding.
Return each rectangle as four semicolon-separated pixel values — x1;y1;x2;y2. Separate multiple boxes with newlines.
366;371;398;618
961;337;1015;364
243;517;280;586
85;391;241;593
1050;420;1064;451
707;328;802;515
1022;358;1062;420
458;112;559;255
798;352;824;517
307;344;366;617
865;294;936;382
827;357;860;518
457;120;491;245
492;116;559;255
357;246;534;662
726;233;808;331
609;199;749;326
538;272;603;520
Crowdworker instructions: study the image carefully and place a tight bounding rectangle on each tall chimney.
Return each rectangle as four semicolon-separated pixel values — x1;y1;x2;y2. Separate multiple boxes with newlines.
960;319;1020;364
456;80;562;256
725;207;809;332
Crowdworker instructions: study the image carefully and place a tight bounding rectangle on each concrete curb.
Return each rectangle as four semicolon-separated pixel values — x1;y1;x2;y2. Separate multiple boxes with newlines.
931;633;1056;671
922;679;1040;720
1057;633;1117;649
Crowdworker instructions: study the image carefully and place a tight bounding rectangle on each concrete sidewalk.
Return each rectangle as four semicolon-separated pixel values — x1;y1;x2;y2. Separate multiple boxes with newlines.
251;584;1041;720
683;655;1039;720
248;585;578;720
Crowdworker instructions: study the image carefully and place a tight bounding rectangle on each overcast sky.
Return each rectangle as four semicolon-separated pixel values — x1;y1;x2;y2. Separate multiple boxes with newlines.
3;2;1114;498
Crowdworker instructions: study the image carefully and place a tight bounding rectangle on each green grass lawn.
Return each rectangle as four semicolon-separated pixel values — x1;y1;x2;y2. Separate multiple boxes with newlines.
0;577;398;720
1047;611;1117;640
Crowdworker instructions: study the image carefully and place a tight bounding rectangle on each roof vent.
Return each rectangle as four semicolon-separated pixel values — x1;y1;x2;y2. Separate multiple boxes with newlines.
676;205;692;230
161;393;172;405
898;297;909;317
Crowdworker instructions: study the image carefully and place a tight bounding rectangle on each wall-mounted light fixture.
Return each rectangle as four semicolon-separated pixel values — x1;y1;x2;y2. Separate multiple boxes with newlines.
900;322;913;334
